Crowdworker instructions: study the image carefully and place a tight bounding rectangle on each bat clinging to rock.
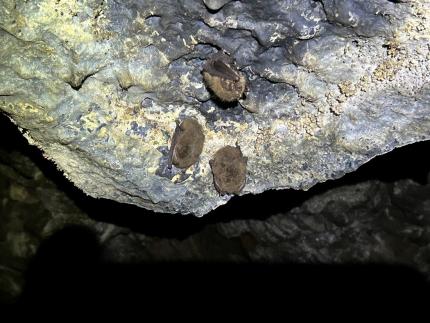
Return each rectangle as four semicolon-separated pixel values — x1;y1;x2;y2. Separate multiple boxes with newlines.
202;51;247;102
168;118;205;169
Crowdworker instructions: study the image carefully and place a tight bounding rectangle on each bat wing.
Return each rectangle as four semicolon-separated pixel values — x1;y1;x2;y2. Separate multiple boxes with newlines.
210;60;240;81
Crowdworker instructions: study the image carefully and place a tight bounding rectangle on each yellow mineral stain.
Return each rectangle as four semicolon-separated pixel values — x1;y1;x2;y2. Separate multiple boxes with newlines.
26;0;102;45
97;126;107;138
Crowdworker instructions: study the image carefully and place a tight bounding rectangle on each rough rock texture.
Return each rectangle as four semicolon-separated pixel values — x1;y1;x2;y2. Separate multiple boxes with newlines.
0;0;429;215
1;114;430;303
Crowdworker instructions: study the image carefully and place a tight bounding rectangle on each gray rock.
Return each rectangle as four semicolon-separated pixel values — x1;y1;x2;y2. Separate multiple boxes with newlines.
0;0;429;216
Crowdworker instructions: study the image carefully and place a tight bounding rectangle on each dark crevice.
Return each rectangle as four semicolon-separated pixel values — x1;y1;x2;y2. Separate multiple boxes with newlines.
198;19;260;48
202;0;234;14
118;81;131;92
195;41;222;52
169;43;219;65
205;6;222;15
67;71;99;91
144;14;161;19
313;0;328;19
227;27;265;47
0;25;28;43
169;51;195;64
144;14;162;27
253;73;306;102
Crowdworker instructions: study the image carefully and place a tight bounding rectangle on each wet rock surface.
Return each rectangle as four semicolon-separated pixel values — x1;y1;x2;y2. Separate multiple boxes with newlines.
0;0;429;215
0;114;429;303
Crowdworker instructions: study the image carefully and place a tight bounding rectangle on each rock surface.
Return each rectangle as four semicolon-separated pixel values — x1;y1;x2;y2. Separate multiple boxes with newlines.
0;0;429;215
